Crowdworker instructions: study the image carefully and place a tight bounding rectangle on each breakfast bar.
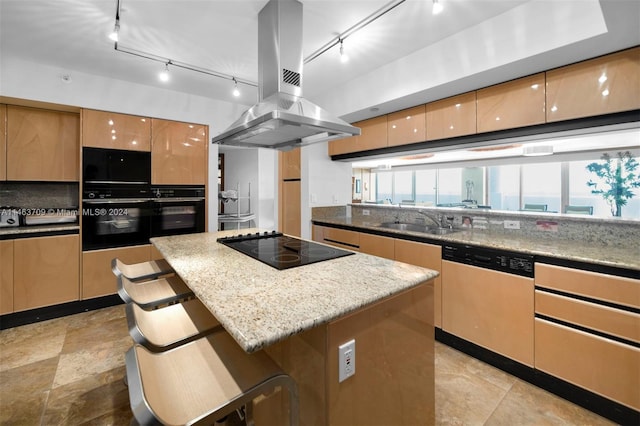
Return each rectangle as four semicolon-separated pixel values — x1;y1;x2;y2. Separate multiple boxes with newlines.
151;229;439;425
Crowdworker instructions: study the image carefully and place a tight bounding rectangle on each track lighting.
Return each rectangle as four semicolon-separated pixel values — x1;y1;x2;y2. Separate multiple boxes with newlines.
432;0;443;15
159;63;170;82
109;20;120;42
232;77;240;97
339;39;349;63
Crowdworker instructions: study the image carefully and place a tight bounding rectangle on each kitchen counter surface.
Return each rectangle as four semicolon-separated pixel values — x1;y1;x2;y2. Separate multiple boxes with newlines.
313;217;640;273
150;229;439;353
0;224;80;239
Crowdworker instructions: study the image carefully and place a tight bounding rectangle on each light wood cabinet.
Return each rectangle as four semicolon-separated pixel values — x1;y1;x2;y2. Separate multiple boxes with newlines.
82;244;151;299
534;263;640;410
359;233;394;259
328;116;387;156
151;119;207;185
0;104;6;180
260;281;434;426
7;106;79;181
313;225;360;250
426;92;477;140
394;239;442;328
82;109;151;151
476;73;546;133
356;115;388;151
0;240;13;314
442;260;534;366
535;319;639;411
387;105;426;147
280;147;301;180
13;235;80;311
281;180;301;237
546;47;640;122
535;263;639;309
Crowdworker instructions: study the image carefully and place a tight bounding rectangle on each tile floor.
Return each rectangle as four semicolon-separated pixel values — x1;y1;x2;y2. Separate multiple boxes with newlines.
0;305;614;425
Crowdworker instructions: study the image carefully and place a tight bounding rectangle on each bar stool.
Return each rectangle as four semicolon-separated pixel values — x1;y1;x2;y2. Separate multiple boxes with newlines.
112;258;194;309
125;332;299;426
125;298;223;352
112;258;174;282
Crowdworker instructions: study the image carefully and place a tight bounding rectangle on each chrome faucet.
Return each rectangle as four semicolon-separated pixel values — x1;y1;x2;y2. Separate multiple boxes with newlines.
417;210;444;228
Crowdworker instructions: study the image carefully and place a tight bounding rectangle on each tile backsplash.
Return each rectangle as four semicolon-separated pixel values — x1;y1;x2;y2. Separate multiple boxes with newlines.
313;204;640;250
0;182;79;209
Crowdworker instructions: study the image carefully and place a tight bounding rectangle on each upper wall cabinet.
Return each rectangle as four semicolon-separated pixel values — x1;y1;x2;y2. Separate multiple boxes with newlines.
1;104;6;180
387;105;426;147
546;47;640;122
7;105;79;181
426;92;477;141
329;115;388;156
151;119;207;185
281;147;301;180
476;73;546;133
82;109;151;151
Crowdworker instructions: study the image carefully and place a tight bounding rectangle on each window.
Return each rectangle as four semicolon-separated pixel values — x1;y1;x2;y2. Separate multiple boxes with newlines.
437;168;463;205
521;162;561;212
369;155;640;219
415;170;437;205
394;170;413;204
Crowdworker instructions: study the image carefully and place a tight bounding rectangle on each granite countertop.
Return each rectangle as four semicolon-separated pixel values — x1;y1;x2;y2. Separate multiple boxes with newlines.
150;229;439;353
0;224;80;238
313;217;640;272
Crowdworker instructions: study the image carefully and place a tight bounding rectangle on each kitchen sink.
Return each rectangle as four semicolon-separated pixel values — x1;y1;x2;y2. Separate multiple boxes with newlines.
377;222;459;235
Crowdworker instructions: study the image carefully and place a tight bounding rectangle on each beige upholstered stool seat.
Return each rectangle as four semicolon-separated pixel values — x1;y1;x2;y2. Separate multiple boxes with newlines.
126;298;223;352
112;258;174;282
126;332;299;426
117;275;194;309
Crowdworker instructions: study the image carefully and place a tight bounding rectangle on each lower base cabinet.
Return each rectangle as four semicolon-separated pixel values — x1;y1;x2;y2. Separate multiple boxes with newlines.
534;263;640;411
1;240;14;314
82;245;151;299
13;235;80;311
394;239;442;328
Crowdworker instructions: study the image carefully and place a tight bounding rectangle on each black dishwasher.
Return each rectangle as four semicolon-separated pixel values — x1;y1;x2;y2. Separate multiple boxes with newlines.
442;243;534;278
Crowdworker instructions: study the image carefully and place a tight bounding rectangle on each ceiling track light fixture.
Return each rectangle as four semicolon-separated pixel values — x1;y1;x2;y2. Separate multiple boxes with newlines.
108;0;121;42
232;77;240;97
304;0;407;64
107;0;421;91
159;62;170;82
339;38;349;63
432;0;443;15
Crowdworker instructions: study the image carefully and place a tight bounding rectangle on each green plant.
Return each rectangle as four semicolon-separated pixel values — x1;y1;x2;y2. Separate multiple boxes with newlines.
586;151;640;217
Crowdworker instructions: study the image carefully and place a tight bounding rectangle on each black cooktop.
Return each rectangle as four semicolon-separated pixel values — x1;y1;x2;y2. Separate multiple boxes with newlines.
217;231;355;270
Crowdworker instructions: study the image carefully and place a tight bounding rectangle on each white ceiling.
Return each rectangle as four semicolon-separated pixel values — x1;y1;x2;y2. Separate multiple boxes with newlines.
1;0;639;122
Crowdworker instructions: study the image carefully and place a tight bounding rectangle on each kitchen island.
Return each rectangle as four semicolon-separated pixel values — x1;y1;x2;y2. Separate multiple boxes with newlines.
151;229;438;425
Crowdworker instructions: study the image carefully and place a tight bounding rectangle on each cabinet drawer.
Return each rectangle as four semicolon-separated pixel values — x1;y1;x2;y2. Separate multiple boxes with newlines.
535;318;640;410
320;227;360;250
535;290;639;343
535;263;640;309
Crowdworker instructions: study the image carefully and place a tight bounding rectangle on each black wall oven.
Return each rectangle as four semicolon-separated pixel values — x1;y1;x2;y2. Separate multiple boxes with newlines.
150;186;206;237
82;148;152;251
82;186;152;250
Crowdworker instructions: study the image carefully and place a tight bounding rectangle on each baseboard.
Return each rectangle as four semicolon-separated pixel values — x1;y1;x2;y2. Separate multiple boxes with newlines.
1;295;123;330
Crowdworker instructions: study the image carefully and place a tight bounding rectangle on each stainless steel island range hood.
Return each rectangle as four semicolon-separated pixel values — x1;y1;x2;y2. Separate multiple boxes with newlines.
211;0;361;150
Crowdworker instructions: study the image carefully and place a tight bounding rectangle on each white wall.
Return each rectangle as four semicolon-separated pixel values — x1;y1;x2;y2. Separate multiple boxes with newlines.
219;147;278;231
301;141;351;239
1;57;249;230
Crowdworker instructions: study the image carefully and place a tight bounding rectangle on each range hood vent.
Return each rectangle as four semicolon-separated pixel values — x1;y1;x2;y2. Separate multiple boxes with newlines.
211;0;360;150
